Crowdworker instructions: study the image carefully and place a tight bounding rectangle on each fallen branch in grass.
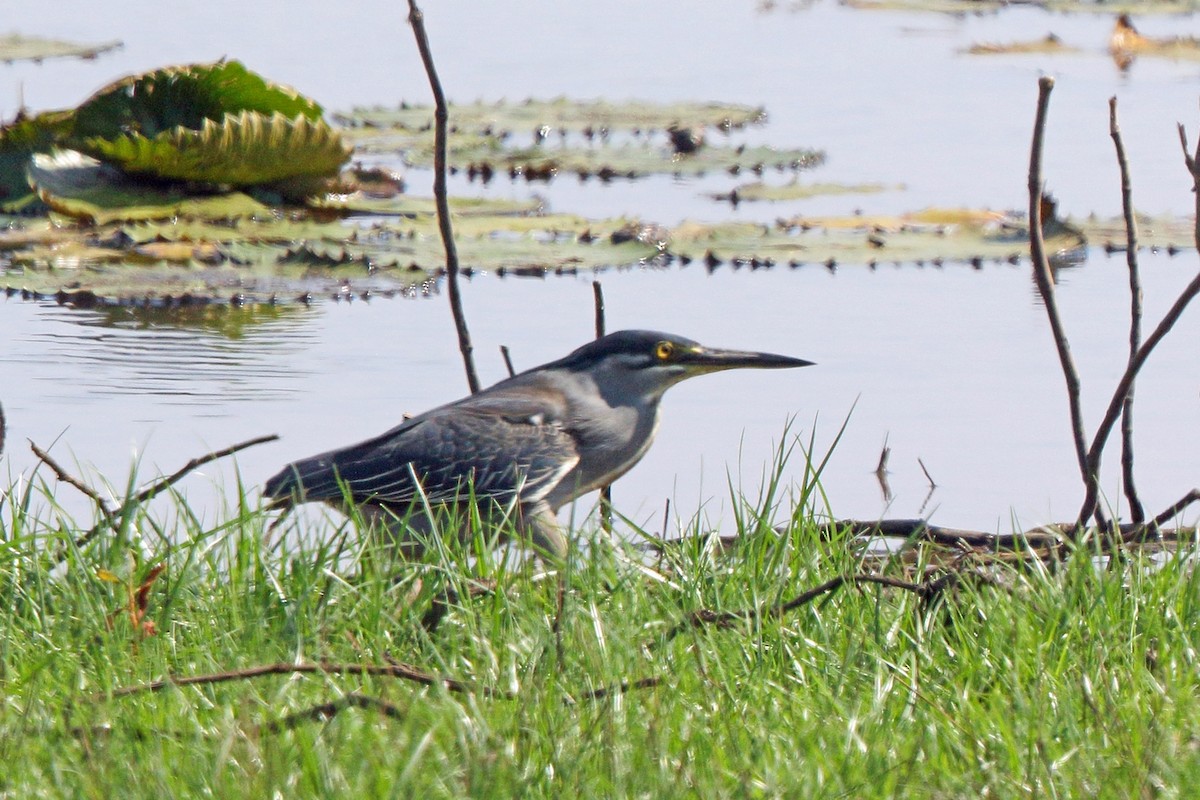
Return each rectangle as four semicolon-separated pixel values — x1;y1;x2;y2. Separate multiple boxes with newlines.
655;570;986;646
35;434;279;566
254;693;407;736
101;659;503;701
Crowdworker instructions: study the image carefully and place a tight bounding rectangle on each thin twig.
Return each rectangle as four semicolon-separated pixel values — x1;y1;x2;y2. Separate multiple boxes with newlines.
407;0;479;394
1109;96;1146;524
593;280;613;533
130;434;278;507
28;440;115;523
1150;489;1200;529
255;693;407;736
48;434;279;567
1027;77;1091;507
917;458;937;488
656;572;967;646
592;280;606;339
102;660;504;700
500;344;516;378
573;676;662;704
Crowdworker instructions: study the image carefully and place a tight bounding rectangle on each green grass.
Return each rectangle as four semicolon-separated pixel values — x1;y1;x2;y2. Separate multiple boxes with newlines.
3;458;1200;799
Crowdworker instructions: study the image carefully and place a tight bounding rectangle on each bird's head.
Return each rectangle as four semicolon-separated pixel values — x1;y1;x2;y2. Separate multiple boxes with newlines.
552;330;813;402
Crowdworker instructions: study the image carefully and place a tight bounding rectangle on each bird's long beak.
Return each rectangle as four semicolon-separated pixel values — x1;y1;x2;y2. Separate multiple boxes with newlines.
680;345;814;375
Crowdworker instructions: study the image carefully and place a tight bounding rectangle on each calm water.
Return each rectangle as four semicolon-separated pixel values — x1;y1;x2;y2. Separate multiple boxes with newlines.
4;2;1200;534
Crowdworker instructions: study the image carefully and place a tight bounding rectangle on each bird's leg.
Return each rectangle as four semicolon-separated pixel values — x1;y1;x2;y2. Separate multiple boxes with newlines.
519;502;569;561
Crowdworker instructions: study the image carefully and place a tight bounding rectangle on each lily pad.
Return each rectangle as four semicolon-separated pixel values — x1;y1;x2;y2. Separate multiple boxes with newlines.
29;151;272;224
0;61;351;198
335;98;768;136
667;208;1086;267
337;98;823;179
710;180;897;204
846;0;1200;13
0;33;122;64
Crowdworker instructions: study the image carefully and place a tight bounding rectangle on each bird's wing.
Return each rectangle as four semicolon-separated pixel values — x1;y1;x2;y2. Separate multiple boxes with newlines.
264;395;579;507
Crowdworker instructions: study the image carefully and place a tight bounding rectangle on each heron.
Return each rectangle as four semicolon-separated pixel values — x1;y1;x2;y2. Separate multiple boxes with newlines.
264;330;812;558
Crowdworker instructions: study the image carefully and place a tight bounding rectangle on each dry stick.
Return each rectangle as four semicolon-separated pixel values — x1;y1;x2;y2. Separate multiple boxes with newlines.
130;434;279;507
103;660;504;700
1075;124;1200;528
593;280;613;534
1150;489;1200;530
255;693;407;736
1027;77;1092;516
500;344;517;378
28;440;116;523
657;572;959;645
45;434;280;566
407;0;479;394
917;458;937;488
1109;97;1146;524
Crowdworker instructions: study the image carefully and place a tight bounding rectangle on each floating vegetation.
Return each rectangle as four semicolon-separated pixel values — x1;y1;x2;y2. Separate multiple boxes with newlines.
0;61;351;205
4;200;1195;306
964;33;1080;56
847;0;1200;14
337;98;824;179
0;33;122;64
710;180;897;205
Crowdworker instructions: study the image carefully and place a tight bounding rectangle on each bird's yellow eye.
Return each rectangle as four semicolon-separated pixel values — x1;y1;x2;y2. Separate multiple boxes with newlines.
655;341;675;361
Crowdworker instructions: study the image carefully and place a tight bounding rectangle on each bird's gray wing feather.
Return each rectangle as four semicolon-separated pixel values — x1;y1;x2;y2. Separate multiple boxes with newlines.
264;394;578;507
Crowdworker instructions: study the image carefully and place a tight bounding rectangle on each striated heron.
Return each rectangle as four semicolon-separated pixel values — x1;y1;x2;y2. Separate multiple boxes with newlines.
263;330;812;558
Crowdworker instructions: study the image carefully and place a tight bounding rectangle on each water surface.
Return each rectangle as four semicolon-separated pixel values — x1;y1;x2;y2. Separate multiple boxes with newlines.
4;1;1200;535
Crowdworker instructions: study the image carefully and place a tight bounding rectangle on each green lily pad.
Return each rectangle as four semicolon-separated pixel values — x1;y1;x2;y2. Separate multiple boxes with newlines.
0;33;122;64
78;111;350;192
0;61;351;198
29;151;272;224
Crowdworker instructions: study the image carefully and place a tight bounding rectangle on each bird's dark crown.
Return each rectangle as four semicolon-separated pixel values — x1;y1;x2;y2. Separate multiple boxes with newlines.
549;330;699;372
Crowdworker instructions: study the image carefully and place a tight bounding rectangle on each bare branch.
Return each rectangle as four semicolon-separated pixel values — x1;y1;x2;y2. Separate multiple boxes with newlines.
1109;96;1146;524
47;433;277;565
1076;123;1200;527
593;280;613;533
592;280;607;339
917;457;937;488
1027;77;1090;502
1150;489;1200;529
407;0;479;394
103;660;504;701
255;693;407;736
28;440;115;523
131;434;278;507
654;571;975;646
499;344;516;378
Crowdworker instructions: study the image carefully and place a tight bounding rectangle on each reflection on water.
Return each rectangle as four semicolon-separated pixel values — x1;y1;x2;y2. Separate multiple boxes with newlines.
9;303;317;405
